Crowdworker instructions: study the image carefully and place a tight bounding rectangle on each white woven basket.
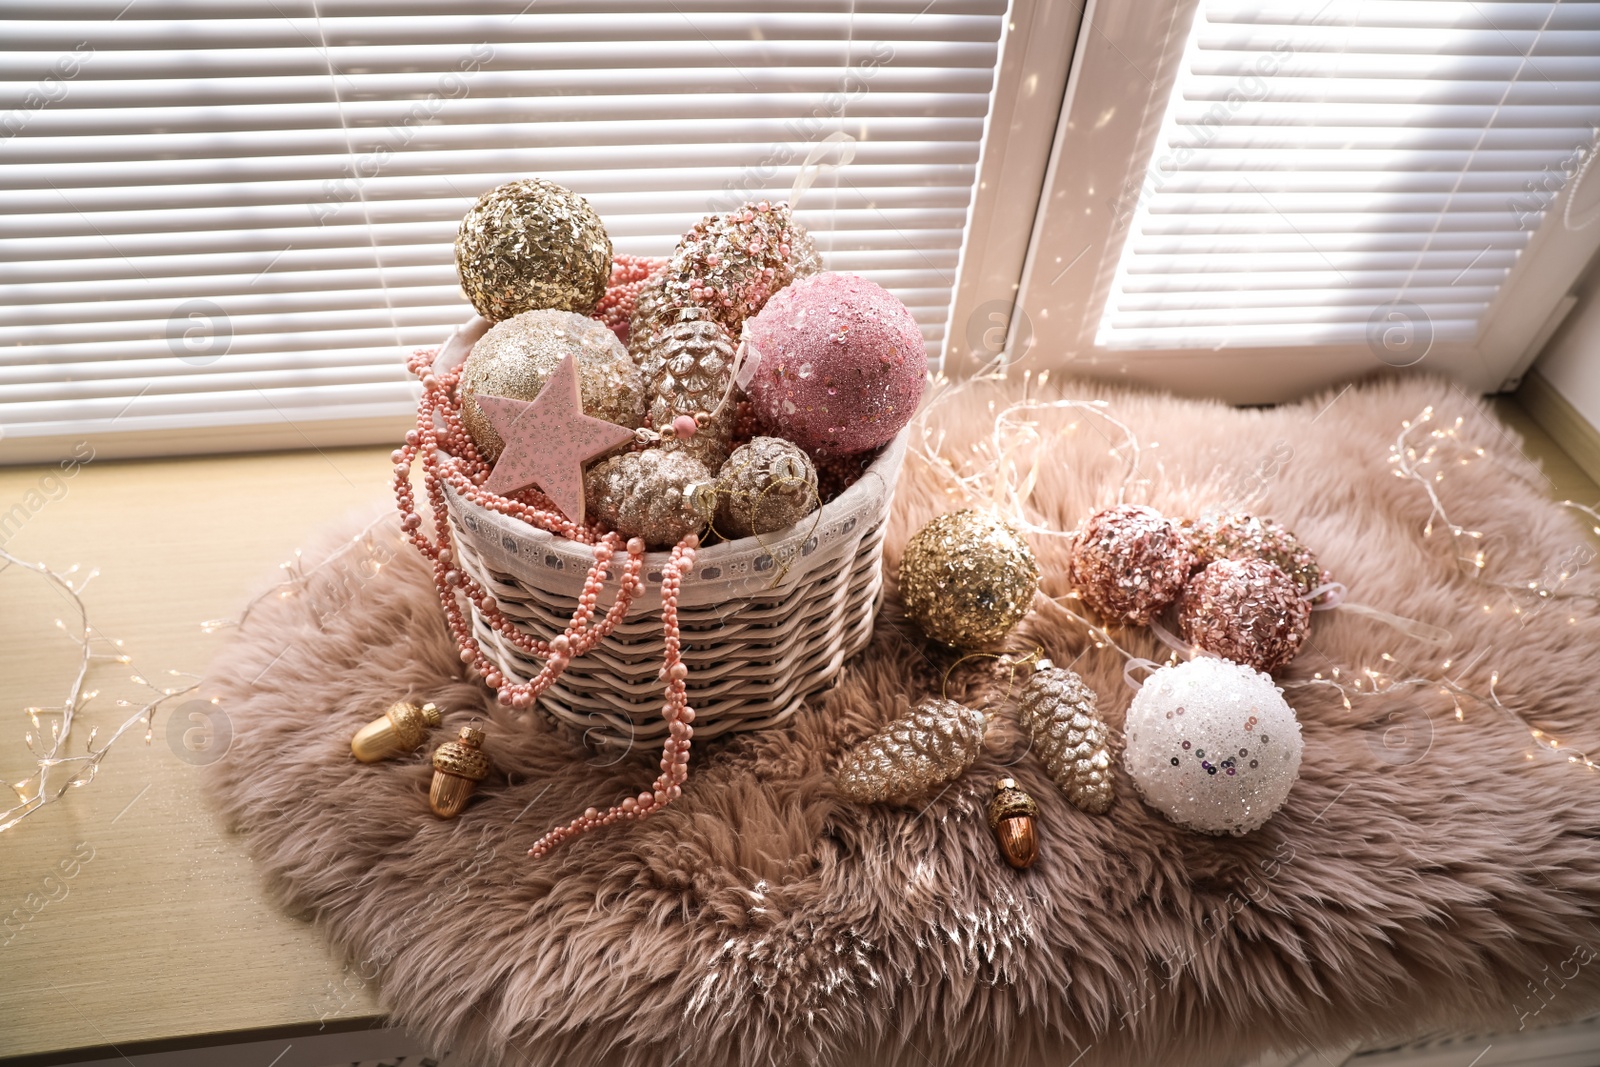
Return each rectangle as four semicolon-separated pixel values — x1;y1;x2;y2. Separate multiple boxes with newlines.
446;433;906;749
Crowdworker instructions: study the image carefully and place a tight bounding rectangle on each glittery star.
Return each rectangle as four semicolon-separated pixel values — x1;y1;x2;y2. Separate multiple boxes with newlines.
477;352;636;523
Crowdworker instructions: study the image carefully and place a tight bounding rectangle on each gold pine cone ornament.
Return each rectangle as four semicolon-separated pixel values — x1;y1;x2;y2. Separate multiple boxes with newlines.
1017;660;1115;814
833;698;987;804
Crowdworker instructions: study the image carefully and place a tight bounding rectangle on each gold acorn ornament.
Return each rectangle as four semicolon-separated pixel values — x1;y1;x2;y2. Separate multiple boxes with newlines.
1016;660;1115;814
351;700;442;763
833;698;987;804
988;778;1040;869
429;726;491;819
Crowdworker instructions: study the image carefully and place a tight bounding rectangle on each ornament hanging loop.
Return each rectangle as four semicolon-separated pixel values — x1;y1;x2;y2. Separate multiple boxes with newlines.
789;131;858;209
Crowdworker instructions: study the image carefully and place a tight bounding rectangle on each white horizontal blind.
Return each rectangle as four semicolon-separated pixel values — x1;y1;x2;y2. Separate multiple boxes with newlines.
0;0;1004;461
1095;0;1600;351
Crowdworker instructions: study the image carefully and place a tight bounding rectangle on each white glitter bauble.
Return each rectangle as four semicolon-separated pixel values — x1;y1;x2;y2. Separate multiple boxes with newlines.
1122;657;1302;835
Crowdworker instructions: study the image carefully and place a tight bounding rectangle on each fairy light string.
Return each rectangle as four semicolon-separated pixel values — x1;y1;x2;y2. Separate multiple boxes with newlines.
1;547;199;834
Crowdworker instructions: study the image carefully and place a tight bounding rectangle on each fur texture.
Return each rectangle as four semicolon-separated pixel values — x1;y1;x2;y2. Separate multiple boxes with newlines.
204;376;1600;1066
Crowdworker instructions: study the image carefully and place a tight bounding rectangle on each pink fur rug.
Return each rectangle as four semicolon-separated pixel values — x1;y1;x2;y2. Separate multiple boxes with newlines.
204;376;1600;1067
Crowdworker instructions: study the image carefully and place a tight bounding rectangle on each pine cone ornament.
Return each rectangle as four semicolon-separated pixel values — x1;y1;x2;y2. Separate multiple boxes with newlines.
834;698;988;804
584;448;715;549
643;313;739;468
1016;660;1115;814
626;271;672;364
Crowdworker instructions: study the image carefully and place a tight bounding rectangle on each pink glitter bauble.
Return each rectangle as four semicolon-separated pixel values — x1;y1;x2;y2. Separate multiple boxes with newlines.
1068;504;1194;624
743;272;926;457
1178;558;1311;674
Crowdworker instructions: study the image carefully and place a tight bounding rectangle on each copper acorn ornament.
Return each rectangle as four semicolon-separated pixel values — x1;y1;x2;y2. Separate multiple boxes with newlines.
351;700;442;763
429;726;491;819
833;698;987;804
1016;660;1115;814
988;778;1040;869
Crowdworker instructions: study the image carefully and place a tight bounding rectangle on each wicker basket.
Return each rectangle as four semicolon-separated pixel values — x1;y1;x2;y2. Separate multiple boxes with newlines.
446;433;907;749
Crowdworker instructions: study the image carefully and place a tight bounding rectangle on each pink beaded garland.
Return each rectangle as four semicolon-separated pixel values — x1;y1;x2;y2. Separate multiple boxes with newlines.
1068;504;1195;625
395;347;699;858
1177;557;1310;674
743;272;926;458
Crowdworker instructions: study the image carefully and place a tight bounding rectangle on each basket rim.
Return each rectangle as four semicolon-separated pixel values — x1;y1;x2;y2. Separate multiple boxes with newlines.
446;427;909;567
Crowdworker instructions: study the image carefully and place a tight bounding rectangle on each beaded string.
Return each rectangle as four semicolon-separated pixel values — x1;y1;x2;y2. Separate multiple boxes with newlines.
394;349;698;856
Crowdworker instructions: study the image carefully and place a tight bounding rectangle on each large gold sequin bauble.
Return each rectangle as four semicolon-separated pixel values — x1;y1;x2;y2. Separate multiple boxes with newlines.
714;436;818;539
833;698;987;804
455;178;613;321
1016;660;1114;814
584;448;715;549
459;310;646;462
641;313;739;468
898;510;1041;648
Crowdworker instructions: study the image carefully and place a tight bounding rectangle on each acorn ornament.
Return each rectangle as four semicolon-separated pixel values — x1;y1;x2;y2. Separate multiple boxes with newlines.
351;700;442;763
429;726;491;819
1016;661;1115;814
833;698;987;804
987;778;1040;869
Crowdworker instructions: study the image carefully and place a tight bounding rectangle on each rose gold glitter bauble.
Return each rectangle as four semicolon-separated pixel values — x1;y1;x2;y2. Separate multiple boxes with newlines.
1178;558;1311;674
454;179;612;321
1068;504;1194;625
899;510;1040;648
584;448;714;549
459;310;646;462
1181;513;1331;600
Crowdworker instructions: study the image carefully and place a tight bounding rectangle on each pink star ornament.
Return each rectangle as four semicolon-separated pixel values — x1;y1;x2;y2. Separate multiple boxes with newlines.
475;352;637;523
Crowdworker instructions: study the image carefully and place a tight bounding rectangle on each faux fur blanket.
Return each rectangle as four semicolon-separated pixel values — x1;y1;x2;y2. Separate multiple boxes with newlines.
204;376;1600;1067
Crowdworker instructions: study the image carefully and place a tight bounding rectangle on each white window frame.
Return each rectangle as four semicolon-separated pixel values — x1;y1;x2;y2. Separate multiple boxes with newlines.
999;0;1600;403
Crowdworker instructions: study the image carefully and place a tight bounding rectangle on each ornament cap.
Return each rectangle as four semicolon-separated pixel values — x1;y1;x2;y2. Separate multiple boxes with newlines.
987;778;1041;869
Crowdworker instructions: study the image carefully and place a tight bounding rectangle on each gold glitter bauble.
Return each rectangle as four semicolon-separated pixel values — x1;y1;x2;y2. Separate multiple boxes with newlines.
455;178;612;321
898;510;1041;648
1016;660;1114;814
584;448;714;548
641;312;739;468
834;698;987;804
714;436;818;540
459;310;646;462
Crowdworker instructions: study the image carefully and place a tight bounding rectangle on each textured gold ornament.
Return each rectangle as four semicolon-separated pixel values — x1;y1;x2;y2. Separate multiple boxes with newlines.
1016;660;1115;814
714;436;819;539
898;510;1041;648
459;310;646;462
641;313;739;468
584;448;715;549
429;726;491;819
351;701;442;763
454;178;612;322
833;698;987;804
987;778;1040;869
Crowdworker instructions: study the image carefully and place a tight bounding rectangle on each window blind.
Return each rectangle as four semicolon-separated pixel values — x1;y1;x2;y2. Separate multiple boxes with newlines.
1095;0;1600;351
0;0;1004;461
